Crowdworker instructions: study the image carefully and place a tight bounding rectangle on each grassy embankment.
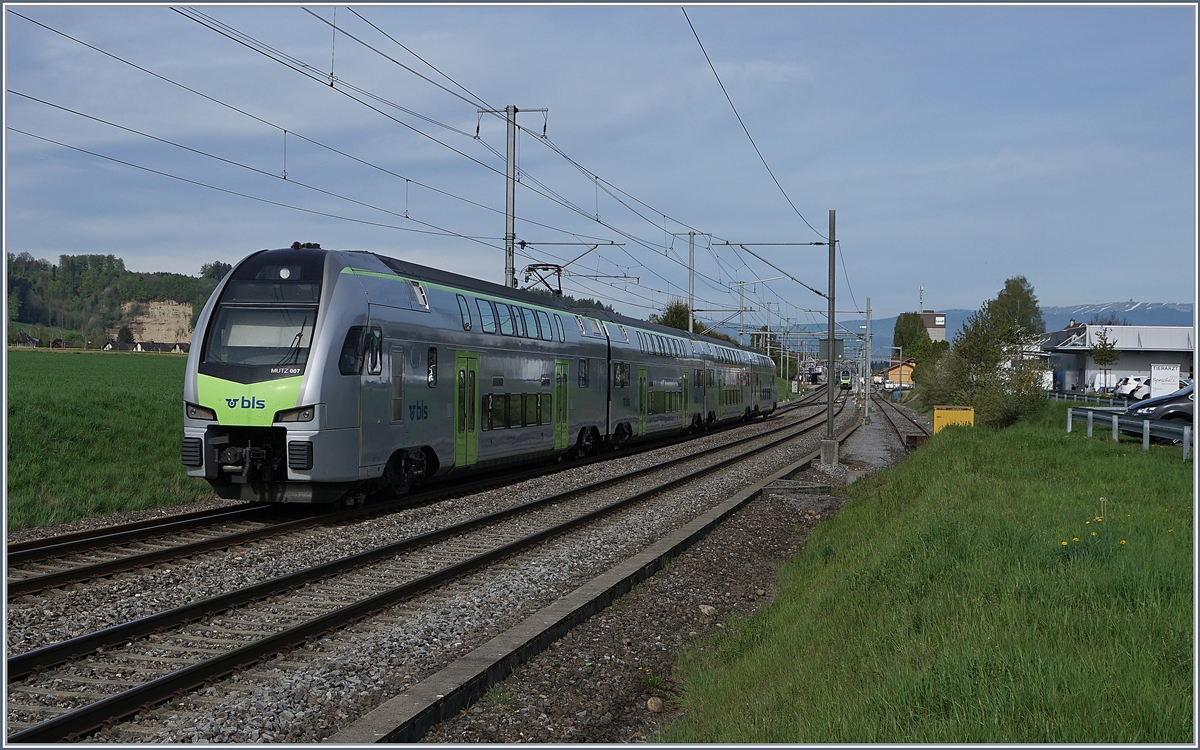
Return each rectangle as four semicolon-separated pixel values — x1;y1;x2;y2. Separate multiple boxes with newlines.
662;402;1193;743
7;349;213;530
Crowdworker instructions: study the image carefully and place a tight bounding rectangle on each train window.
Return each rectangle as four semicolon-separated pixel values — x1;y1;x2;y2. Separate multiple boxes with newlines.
490;393;507;429
521;308;539;339
477;299;497;334
619;325;629;342
391;348;404;421
541;393;552;424
524;393;537;426
578;358;590;388
427;347;437;387
497;304;517;336
456;295;472;331
554;314;566;342
468;371;476;432
410;281;429;308
588;318;603;336
536;310;553;341
576;316;586;335
338;326;365;375
506;395;520;428
707;370;715;387
481;393;492;430
366;327;382;375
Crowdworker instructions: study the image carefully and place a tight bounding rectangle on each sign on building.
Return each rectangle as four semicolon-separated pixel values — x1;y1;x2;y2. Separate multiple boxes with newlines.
1150;363;1181;399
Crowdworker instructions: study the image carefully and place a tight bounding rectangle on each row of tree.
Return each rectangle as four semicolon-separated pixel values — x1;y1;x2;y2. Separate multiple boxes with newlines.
7;253;230;342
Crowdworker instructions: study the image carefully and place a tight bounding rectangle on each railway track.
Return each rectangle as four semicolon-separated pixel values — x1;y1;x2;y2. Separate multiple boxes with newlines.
7;392;820;600
870;393;931;449
7;395;842;742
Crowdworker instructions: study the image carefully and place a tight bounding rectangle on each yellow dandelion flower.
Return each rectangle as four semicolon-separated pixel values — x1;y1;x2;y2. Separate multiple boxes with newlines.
1085;521;1090;525
1061;541;1068;546
1120;540;1126;545
1091;532;1096;536
1073;537;1079;542
1168;529;1173;533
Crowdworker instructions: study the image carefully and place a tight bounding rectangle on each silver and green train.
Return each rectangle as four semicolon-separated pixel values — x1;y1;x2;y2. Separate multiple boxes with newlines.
182;243;778;504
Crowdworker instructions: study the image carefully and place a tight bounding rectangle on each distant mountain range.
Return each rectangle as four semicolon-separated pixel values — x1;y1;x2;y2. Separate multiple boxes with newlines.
756;301;1195;360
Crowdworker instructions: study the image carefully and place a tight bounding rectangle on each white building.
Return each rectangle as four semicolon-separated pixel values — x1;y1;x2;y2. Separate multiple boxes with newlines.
1041;324;1194;392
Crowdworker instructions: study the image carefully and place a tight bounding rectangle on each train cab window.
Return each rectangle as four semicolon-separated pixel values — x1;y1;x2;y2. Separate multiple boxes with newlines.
391;348;404;421
536;310;553;341
497;304;517;336
339;326;365;375
521;308;539;339
477;299;497;334
366;327;383;375
427;347;437;387
554;314;566;342
579;358;590;388
456;294;472;331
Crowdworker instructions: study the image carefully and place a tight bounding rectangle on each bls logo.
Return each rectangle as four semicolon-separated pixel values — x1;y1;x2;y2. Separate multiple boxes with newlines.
408;400;429;420
225;396;266;409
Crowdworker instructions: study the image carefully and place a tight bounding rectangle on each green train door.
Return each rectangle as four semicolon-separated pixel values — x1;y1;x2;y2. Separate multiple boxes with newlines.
554;358;570;450
454;352;479;467
637;366;648;436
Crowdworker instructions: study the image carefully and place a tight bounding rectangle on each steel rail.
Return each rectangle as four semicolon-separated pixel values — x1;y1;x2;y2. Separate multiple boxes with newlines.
7;400;843;742
7;399;833;680
7;395;816;599
5;504;269;557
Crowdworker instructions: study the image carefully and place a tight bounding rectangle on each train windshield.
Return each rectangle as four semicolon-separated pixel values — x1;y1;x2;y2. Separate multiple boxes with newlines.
204;306;317;367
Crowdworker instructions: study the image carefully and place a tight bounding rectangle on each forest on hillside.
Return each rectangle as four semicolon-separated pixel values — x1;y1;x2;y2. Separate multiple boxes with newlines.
7;253;228;344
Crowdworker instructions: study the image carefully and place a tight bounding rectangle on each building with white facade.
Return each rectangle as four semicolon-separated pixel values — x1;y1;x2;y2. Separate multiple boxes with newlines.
1041;324;1195;392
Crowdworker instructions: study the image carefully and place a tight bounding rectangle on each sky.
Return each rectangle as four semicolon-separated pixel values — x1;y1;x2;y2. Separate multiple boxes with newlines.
4;3;1196;336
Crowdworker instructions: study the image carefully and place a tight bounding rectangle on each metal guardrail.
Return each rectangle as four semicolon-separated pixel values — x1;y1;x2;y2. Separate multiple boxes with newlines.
1067;408;1192;460
1047;391;1131;408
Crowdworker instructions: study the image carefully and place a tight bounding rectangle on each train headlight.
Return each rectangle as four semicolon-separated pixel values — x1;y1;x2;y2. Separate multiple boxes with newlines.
275;405;316;423
185;402;217;421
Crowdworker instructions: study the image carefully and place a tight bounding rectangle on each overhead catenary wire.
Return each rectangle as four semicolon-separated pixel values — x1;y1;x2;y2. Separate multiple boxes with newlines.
682;7;825;241
7;127;507;246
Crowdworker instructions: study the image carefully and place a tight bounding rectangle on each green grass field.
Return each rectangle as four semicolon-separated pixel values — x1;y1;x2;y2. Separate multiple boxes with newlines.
6;349;213;530
662;403;1193;743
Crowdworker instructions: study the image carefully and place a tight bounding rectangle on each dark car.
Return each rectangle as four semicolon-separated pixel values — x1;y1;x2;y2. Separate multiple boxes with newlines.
1123;383;1193;429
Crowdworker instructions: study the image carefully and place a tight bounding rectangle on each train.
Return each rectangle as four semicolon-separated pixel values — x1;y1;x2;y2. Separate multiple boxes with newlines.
839;370;852;390
181;243;779;504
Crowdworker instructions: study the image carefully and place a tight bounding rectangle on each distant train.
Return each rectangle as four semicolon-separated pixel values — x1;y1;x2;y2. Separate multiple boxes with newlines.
182;244;778;504
839;370;852;390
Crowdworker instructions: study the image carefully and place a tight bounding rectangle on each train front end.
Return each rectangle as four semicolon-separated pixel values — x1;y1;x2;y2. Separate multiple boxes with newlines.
181;245;363;503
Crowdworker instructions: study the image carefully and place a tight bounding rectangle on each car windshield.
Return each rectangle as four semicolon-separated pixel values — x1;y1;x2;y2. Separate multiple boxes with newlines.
203;306;317;367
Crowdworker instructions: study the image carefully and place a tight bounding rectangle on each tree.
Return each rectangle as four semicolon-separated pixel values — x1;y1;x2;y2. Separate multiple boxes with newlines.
1089;312;1130;326
649;300;691;332
200;261;232;281
989;275;1044;336
892;312;929;352
118;326;135;344
913;277;1049;427
1091;326;1121;391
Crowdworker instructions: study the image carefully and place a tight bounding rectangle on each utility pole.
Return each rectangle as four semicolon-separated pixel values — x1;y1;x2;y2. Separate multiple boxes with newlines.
864;298;872;424
826;209;836;443
689;231;695;333
479;104;547;287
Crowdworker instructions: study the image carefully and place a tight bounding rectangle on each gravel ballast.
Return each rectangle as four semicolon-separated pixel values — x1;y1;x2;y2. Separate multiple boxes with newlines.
8;397;919;744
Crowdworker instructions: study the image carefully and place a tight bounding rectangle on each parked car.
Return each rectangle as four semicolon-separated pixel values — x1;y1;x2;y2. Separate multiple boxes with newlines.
1123;383;1193;429
1129;379;1190;402
1114;376;1146;399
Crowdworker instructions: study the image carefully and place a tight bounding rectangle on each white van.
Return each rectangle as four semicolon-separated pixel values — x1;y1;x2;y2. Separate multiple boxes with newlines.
1086;372;1119;393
